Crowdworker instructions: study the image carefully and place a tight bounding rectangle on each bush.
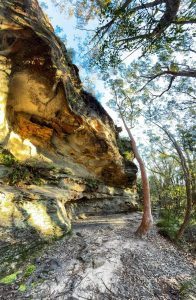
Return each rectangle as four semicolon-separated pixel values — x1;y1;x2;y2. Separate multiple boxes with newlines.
157;210;181;240
0;149;17;166
8;163;43;186
117;137;134;161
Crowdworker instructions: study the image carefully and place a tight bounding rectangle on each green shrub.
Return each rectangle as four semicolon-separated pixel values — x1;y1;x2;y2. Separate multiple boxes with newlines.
85;178;100;189
157;210;181;240
9;164;43;186
9;164;30;185
0;149;17;166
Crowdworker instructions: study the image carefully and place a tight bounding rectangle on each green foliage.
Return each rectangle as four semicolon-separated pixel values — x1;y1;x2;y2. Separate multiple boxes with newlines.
179;277;196;299
0;148;44;186
118;137;134;161
24;264;36;278
8;163;43;186
85;178;101;190
123;151;133;161
145;106;195;241
62;167;74;176
19;284;27;292
9;164;31;185
0;264;36;292
157;210;181;240
0;149;17;167
56;0;195;72
0;271;20;284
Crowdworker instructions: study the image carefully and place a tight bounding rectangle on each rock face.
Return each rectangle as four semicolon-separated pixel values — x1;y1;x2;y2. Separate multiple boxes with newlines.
0;0;138;244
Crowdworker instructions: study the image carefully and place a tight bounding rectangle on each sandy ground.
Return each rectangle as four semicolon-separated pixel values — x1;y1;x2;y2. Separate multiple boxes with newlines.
0;212;195;300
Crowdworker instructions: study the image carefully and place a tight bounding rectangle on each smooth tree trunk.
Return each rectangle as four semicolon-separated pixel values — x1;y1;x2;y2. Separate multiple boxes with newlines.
156;125;193;240
121;115;153;236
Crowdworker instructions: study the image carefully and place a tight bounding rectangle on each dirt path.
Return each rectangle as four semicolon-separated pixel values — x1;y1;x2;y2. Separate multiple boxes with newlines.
0;213;195;300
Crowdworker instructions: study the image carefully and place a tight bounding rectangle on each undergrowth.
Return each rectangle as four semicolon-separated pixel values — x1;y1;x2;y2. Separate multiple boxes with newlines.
9;164;43;186
0;149;16;167
179;276;196;299
0;148;43;185
0;263;37;293
156;210;181;241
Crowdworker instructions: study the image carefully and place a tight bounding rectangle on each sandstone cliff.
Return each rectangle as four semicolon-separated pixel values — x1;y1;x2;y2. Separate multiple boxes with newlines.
0;0;137;259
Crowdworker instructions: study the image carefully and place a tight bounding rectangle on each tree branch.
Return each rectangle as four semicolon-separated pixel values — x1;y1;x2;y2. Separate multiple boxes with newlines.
115;0;181;44
95;0;164;41
151;0;180;37
153;69;196;78
172;19;196;25
151;76;175;98
138;68;196;93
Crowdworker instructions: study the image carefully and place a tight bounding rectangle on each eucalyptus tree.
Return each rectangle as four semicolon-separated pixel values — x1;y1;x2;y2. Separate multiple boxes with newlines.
52;0;196;107
51;0;195;235
119;53;196;108
107;78;153;236
106;62;195;239
144;101;195;239
147;144;187;213
53;0;196;69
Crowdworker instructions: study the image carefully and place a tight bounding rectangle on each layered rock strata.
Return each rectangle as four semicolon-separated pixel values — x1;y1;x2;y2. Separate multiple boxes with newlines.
0;0;138;241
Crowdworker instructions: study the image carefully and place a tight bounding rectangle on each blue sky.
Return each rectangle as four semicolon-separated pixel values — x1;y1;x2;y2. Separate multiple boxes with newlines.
38;1;122;120
38;0;146;141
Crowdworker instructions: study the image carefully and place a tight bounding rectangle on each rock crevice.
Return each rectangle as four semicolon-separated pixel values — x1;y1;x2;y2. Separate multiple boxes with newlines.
0;8;137;185
0;0;137;243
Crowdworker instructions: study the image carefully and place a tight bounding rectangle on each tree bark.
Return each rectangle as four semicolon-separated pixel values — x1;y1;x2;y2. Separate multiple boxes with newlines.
156;124;193;239
121;115;153;236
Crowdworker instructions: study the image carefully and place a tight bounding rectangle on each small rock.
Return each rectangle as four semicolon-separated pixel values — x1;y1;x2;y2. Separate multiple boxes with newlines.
153;288;162;296
77;252;92;263
92;257;105;269
107;225;114;230
35;257;41;265
45;258;61;271
75;232;83;237
78;214;87;220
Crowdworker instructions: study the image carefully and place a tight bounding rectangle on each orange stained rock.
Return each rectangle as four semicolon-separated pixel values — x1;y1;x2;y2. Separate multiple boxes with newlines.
16;115;53;143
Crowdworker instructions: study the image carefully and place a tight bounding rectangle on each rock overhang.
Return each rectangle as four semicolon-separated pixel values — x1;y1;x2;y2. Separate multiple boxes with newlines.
0;0;137;187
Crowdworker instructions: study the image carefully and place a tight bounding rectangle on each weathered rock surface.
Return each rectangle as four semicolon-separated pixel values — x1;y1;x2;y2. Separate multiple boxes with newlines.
0;160;137;278
0;0;138;280
0;214;195;300
0;164;137;236
0;0;137;187
0;149;137;239
0;0;137;238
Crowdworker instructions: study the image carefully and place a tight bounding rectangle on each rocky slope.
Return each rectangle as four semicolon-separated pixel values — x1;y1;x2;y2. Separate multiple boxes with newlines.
0;213;195;300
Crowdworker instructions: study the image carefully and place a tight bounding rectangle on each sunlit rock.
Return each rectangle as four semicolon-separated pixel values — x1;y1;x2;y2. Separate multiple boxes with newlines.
0;0;138;248
7;132;37;160
0;0;137;186
0;56;10;143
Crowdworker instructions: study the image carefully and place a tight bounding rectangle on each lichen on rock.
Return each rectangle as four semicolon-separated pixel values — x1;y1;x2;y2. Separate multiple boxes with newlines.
0;0;138;249
0;0;137;186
